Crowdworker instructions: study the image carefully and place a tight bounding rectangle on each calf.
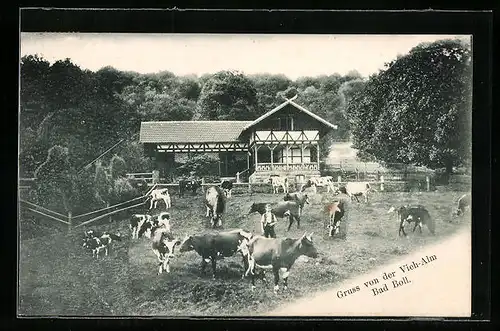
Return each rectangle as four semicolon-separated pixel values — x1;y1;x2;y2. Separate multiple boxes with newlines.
151;227;181;275
221;180;234;198
178;229;253;278
130;214;152;239
140;212;172;239
338;182;375;203
240;232;318;293
204;186;226;228
147;188;171;210
83;232;122;258
388;205;435;237
269;176;289;194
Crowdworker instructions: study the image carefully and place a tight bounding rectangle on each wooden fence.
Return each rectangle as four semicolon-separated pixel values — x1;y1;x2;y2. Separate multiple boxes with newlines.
19;184;158;233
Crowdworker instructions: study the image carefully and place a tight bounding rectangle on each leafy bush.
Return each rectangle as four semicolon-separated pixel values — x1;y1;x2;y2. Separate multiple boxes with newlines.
109;177;138;205
110;155;127;179
177;154;219;177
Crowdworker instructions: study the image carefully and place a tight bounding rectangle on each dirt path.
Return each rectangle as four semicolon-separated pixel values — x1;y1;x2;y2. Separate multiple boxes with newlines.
268;225;471;317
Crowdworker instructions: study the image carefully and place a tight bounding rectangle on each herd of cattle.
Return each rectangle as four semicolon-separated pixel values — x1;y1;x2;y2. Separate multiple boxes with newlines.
81;175;471;294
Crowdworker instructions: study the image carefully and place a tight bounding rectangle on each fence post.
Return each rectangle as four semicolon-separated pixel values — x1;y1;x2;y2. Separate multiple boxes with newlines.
67;211;72;233
236;172;240;183
201;178;205;193
426;176;430;192
152;170;160;184
380;176;384;191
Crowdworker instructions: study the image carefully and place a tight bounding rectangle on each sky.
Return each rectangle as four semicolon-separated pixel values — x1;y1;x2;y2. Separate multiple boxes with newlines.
20;33;471;80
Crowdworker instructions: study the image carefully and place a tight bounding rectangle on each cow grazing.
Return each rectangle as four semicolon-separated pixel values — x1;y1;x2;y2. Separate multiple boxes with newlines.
388;205;435;237
148;188;171;210
269;176;289;194
283;192;310;217
204;186;227;228
83;232;122;258
178;179;202;197
454;193;471;217
337;182;375;203
151;227;181;275
130;214;152;239
178;229;253;278
325;200;345;237
240;232;318;293
221;180;234;198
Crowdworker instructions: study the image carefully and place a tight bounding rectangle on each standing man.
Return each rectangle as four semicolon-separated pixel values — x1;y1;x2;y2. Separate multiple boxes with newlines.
335;186;351;240
261;204;278;238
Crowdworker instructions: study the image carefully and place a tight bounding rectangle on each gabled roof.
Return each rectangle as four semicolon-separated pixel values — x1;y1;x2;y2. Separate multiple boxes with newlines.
242;97;338;132
140;121;253;143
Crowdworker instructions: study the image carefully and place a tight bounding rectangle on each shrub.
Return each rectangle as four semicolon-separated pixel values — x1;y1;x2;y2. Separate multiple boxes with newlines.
109;177;138;205
110;155;127;179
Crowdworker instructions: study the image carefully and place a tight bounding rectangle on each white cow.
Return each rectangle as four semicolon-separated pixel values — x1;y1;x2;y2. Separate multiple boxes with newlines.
338;182;376;203
269;176;289;194
301;176;336;194
148;188;171;210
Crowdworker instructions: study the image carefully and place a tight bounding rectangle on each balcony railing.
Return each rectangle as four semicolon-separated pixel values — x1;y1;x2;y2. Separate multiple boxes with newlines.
255;163;319;172
251;130;319;144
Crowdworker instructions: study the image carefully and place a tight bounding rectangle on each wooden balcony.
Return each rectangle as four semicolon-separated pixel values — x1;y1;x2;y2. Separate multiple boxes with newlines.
250;130;319;145
255;162;319;172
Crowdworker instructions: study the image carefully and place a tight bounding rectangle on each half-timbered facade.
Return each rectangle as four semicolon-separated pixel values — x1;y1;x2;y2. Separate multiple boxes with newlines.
140;97;337;183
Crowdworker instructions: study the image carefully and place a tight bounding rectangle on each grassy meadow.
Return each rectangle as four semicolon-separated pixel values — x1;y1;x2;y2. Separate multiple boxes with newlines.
18;189;471;316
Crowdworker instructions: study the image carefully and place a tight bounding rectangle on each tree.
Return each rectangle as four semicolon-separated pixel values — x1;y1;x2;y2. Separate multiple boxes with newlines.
347;38;472;179
34;145;75;213
197;71;259;120
110;155;127;179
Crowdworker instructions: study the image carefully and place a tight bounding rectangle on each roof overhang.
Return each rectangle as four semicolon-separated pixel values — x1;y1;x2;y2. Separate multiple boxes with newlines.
241;97;338;133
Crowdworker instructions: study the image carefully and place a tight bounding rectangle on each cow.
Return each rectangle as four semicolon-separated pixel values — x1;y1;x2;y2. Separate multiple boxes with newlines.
388;205;435;237
151;227;181;275
147;188;171;210
130;214;152;239
178;179;202;197
238;232;318;293
140;212;172;239
83;231;122;258
325;200;345;237
269;176;289;194
300;176;335;194
248;201;303;231
337;182;376;203
178;229;254;279
204;186;227;228
283;192;310;216
221;180;234;198
454;193;471;217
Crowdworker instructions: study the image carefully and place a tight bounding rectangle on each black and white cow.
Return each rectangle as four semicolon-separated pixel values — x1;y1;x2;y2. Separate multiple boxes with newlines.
269;176;289;194
388;205;435;237
205;186;226;228
151;227;181;275
221;180;234;198
325;200;346;237
83;231;122;258
130;214;152;239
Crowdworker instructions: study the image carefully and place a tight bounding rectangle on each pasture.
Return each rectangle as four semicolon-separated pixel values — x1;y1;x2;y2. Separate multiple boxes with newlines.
18;189;471;316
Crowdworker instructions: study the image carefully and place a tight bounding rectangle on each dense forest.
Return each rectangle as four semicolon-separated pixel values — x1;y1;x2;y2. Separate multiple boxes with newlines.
19;38;472;215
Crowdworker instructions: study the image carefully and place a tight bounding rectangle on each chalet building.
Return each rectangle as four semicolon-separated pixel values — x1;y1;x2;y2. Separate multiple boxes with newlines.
139;97;338;183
